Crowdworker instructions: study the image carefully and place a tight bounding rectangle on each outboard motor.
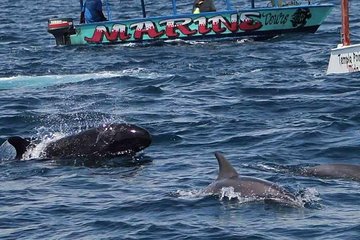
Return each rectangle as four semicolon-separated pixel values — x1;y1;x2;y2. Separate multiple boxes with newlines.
48;18;76;46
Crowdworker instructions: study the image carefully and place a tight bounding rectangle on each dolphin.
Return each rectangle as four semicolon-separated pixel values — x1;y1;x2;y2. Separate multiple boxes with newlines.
300;164;360;181
5;123;152;160
204;152;300;206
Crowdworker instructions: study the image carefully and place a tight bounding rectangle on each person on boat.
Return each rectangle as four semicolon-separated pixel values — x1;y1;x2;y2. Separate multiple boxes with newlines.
80;0;107;24
192;0;216;14
270;0;283;7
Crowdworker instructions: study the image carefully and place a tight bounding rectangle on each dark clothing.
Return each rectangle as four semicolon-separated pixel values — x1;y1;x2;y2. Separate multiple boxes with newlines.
192;0;216;13
81;0;107;24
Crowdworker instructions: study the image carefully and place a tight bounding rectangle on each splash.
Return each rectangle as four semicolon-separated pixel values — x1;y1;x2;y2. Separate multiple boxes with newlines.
0;129;66;161
22;132;65;160
237;38;254;44
296;187;322;208
219;187;308;207
174;189;209;200
163;39;207;45
219;187;258;203
0;140;17;161
220;187;240;200
176;186;321;208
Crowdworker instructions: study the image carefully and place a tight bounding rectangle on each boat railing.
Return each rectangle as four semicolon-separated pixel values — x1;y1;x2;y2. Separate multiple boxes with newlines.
81;0;317;24
165;0;315;16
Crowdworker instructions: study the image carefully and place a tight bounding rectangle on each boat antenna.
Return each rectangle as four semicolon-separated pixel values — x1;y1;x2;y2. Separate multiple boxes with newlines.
141;0;146;18
341;0;350;46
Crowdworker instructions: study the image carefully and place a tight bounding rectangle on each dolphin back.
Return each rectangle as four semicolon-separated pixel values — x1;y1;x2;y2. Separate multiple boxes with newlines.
214;152;239;180
303;164;360;181
209;152;299;207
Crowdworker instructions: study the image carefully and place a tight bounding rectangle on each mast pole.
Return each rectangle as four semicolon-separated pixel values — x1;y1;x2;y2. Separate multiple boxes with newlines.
225;0;232;10
105;0;112;21
251;0;255;9
342;0;350;46
172;0;177;15
141;0;146;18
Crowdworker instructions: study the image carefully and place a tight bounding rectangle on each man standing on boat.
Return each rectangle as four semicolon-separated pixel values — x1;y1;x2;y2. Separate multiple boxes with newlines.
80;0;107;24
192;0;216;14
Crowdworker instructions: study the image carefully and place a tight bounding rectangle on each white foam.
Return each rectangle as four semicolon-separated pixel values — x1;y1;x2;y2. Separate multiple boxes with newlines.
0;69;174;89
164;39;206;45
22;132;66;160
219;187;257;203
298;187;321;202
175;189;209;200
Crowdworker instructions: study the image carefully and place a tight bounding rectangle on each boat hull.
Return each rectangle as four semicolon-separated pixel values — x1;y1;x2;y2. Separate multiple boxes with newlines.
48;4;333;46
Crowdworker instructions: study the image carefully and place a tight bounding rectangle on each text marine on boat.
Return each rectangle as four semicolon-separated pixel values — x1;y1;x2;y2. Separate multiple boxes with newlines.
47;0;334;46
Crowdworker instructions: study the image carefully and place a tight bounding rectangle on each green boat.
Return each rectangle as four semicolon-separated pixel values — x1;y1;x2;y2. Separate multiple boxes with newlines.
48;0;334;46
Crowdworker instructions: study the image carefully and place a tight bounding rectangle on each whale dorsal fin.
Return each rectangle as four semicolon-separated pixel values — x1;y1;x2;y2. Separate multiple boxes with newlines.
214;152;239;180
7;137;31;160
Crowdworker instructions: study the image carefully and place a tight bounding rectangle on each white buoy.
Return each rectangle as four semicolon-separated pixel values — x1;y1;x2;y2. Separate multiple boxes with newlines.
326;0;360;74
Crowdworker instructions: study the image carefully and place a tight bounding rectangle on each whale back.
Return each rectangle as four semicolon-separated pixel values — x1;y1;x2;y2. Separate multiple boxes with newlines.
43;128;99;158
43;123;151;159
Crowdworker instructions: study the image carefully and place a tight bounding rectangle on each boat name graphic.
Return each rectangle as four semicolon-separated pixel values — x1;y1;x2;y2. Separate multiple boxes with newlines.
84;12;268;43
262;12;289;25
84;9;313;44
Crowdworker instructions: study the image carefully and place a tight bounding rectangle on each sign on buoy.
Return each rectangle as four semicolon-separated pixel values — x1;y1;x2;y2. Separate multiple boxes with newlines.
327;0;360;74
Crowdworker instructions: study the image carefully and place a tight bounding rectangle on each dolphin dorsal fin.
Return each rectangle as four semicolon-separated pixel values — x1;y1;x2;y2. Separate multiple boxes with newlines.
7;137;30;160
214;152;239;180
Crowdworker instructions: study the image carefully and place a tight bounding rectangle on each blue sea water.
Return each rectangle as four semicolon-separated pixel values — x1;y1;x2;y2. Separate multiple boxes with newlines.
1;0;360;239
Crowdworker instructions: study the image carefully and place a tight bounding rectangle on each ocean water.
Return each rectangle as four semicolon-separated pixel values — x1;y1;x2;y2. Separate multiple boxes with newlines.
1;0;360;239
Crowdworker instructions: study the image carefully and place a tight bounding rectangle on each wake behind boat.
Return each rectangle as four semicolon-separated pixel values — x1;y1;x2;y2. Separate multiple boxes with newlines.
47;0;333;46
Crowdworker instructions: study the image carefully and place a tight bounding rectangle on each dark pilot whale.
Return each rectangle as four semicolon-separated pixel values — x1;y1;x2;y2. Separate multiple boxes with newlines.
300;164;360;181
204;152;300;206
5;123;152;160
